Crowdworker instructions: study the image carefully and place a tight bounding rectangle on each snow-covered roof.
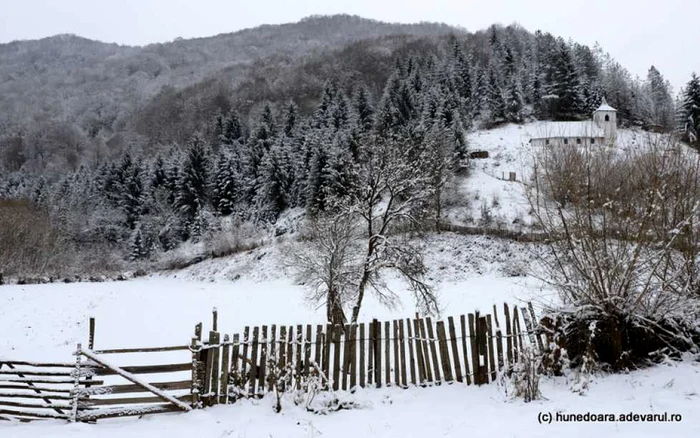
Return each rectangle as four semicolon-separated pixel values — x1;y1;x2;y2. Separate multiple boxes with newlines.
596;103;617;112
529;121;605;140
595;97;617;112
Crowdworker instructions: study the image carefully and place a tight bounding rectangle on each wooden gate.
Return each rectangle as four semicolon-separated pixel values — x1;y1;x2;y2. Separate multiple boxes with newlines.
0;338;196;422
0;359;89;422
70;344;194;421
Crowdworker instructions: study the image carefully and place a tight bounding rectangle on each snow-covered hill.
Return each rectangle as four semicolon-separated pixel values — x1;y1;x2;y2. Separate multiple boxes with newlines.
450;122;673;231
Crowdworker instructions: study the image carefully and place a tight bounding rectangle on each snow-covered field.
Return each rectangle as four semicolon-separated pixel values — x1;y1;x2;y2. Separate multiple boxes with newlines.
2;123;697;437
1;233;545;361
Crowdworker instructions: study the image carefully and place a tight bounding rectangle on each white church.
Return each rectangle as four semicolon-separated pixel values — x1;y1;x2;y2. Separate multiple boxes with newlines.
529;98;618;147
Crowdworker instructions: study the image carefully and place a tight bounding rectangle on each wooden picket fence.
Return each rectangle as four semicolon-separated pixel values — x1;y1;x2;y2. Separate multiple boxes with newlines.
191;302;544;406
0;302;544;422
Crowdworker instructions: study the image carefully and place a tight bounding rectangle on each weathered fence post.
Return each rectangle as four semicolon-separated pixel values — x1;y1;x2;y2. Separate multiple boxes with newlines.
492;305;504;374
504;304;513;369
373;319;381;388
210;331;221;404
477;313;490;384
359;323;366;387
425;317;441;384
471;311;489;385
460;314;472;385
447;316;462;383
88;318;95;351
70;343;82;423
190;336;201;408
384;321;391;386
85;317;96;404
195;322;203;342
528;302;545;353
486;315;497;381
436;320;452;383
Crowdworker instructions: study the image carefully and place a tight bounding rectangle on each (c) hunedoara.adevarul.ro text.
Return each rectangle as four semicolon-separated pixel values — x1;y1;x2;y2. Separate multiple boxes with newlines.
538;411;683;424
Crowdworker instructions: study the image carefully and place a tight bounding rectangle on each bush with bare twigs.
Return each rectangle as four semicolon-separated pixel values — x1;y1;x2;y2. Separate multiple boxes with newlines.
0;199;64;277
529;134;700;371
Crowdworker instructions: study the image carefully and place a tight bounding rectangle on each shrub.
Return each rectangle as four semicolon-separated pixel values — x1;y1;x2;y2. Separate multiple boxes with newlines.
0;199;63;276
530;134;700;371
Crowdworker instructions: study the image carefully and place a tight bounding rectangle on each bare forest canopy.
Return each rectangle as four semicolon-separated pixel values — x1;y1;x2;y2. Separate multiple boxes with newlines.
0;14;697;278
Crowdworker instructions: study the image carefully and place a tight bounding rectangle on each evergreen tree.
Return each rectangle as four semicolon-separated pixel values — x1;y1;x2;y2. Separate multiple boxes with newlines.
505;78;525;123
129;225;150;261
678;73;700;147
103;151;146;230
188;208;210;242
151;155;167;190
374;72;418;138
212;153;237;216
176;134;210;224
354;86;374;133
645;66;675;130
32;176;47;206
485;63;507;122
547;39;584;119
222;109;243;144
283;102;298;137
315;81;339;128
119;158;145;230
256;139;292;221
451;42;475;116
240;104;277;203
213;111;225;143
304;139;330;215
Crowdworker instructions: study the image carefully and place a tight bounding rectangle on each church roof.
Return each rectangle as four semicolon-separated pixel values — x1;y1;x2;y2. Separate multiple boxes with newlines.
529;121;605;140
595;97;617;112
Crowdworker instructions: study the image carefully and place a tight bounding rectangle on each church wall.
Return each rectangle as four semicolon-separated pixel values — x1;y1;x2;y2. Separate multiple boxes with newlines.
530;137;606;148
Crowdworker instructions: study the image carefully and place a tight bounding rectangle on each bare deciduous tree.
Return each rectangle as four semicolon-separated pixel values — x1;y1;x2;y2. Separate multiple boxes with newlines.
345;137;439;323
289;214;361;327
291;136;440;325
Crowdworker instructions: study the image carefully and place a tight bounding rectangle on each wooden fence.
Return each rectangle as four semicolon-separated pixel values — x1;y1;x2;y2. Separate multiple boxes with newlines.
0;359;86;422
0;302;543;421
191;303;544;406
0;321;194;422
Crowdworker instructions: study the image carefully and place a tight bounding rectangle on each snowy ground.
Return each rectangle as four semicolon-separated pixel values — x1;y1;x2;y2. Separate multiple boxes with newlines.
454;122;671;230
3;359;699;437
0;233;547;362
3;230;698;437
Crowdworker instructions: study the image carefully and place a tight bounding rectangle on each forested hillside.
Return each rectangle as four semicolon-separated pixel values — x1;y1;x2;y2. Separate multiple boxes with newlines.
1;14;696;279
0;15;459;175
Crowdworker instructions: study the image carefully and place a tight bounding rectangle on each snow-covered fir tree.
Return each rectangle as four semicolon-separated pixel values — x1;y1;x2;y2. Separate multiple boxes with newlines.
678;73;700;147
176;133;210;227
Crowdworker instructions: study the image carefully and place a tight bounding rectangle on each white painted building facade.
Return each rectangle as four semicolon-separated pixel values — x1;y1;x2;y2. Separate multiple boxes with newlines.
529;99;617;147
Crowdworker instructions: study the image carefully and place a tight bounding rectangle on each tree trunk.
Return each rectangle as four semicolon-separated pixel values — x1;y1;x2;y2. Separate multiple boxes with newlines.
351;270;370;324
352;238;376;323
328;286;347;327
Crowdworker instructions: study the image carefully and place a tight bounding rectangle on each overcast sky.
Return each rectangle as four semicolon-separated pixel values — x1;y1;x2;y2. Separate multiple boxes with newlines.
1;0;698;92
